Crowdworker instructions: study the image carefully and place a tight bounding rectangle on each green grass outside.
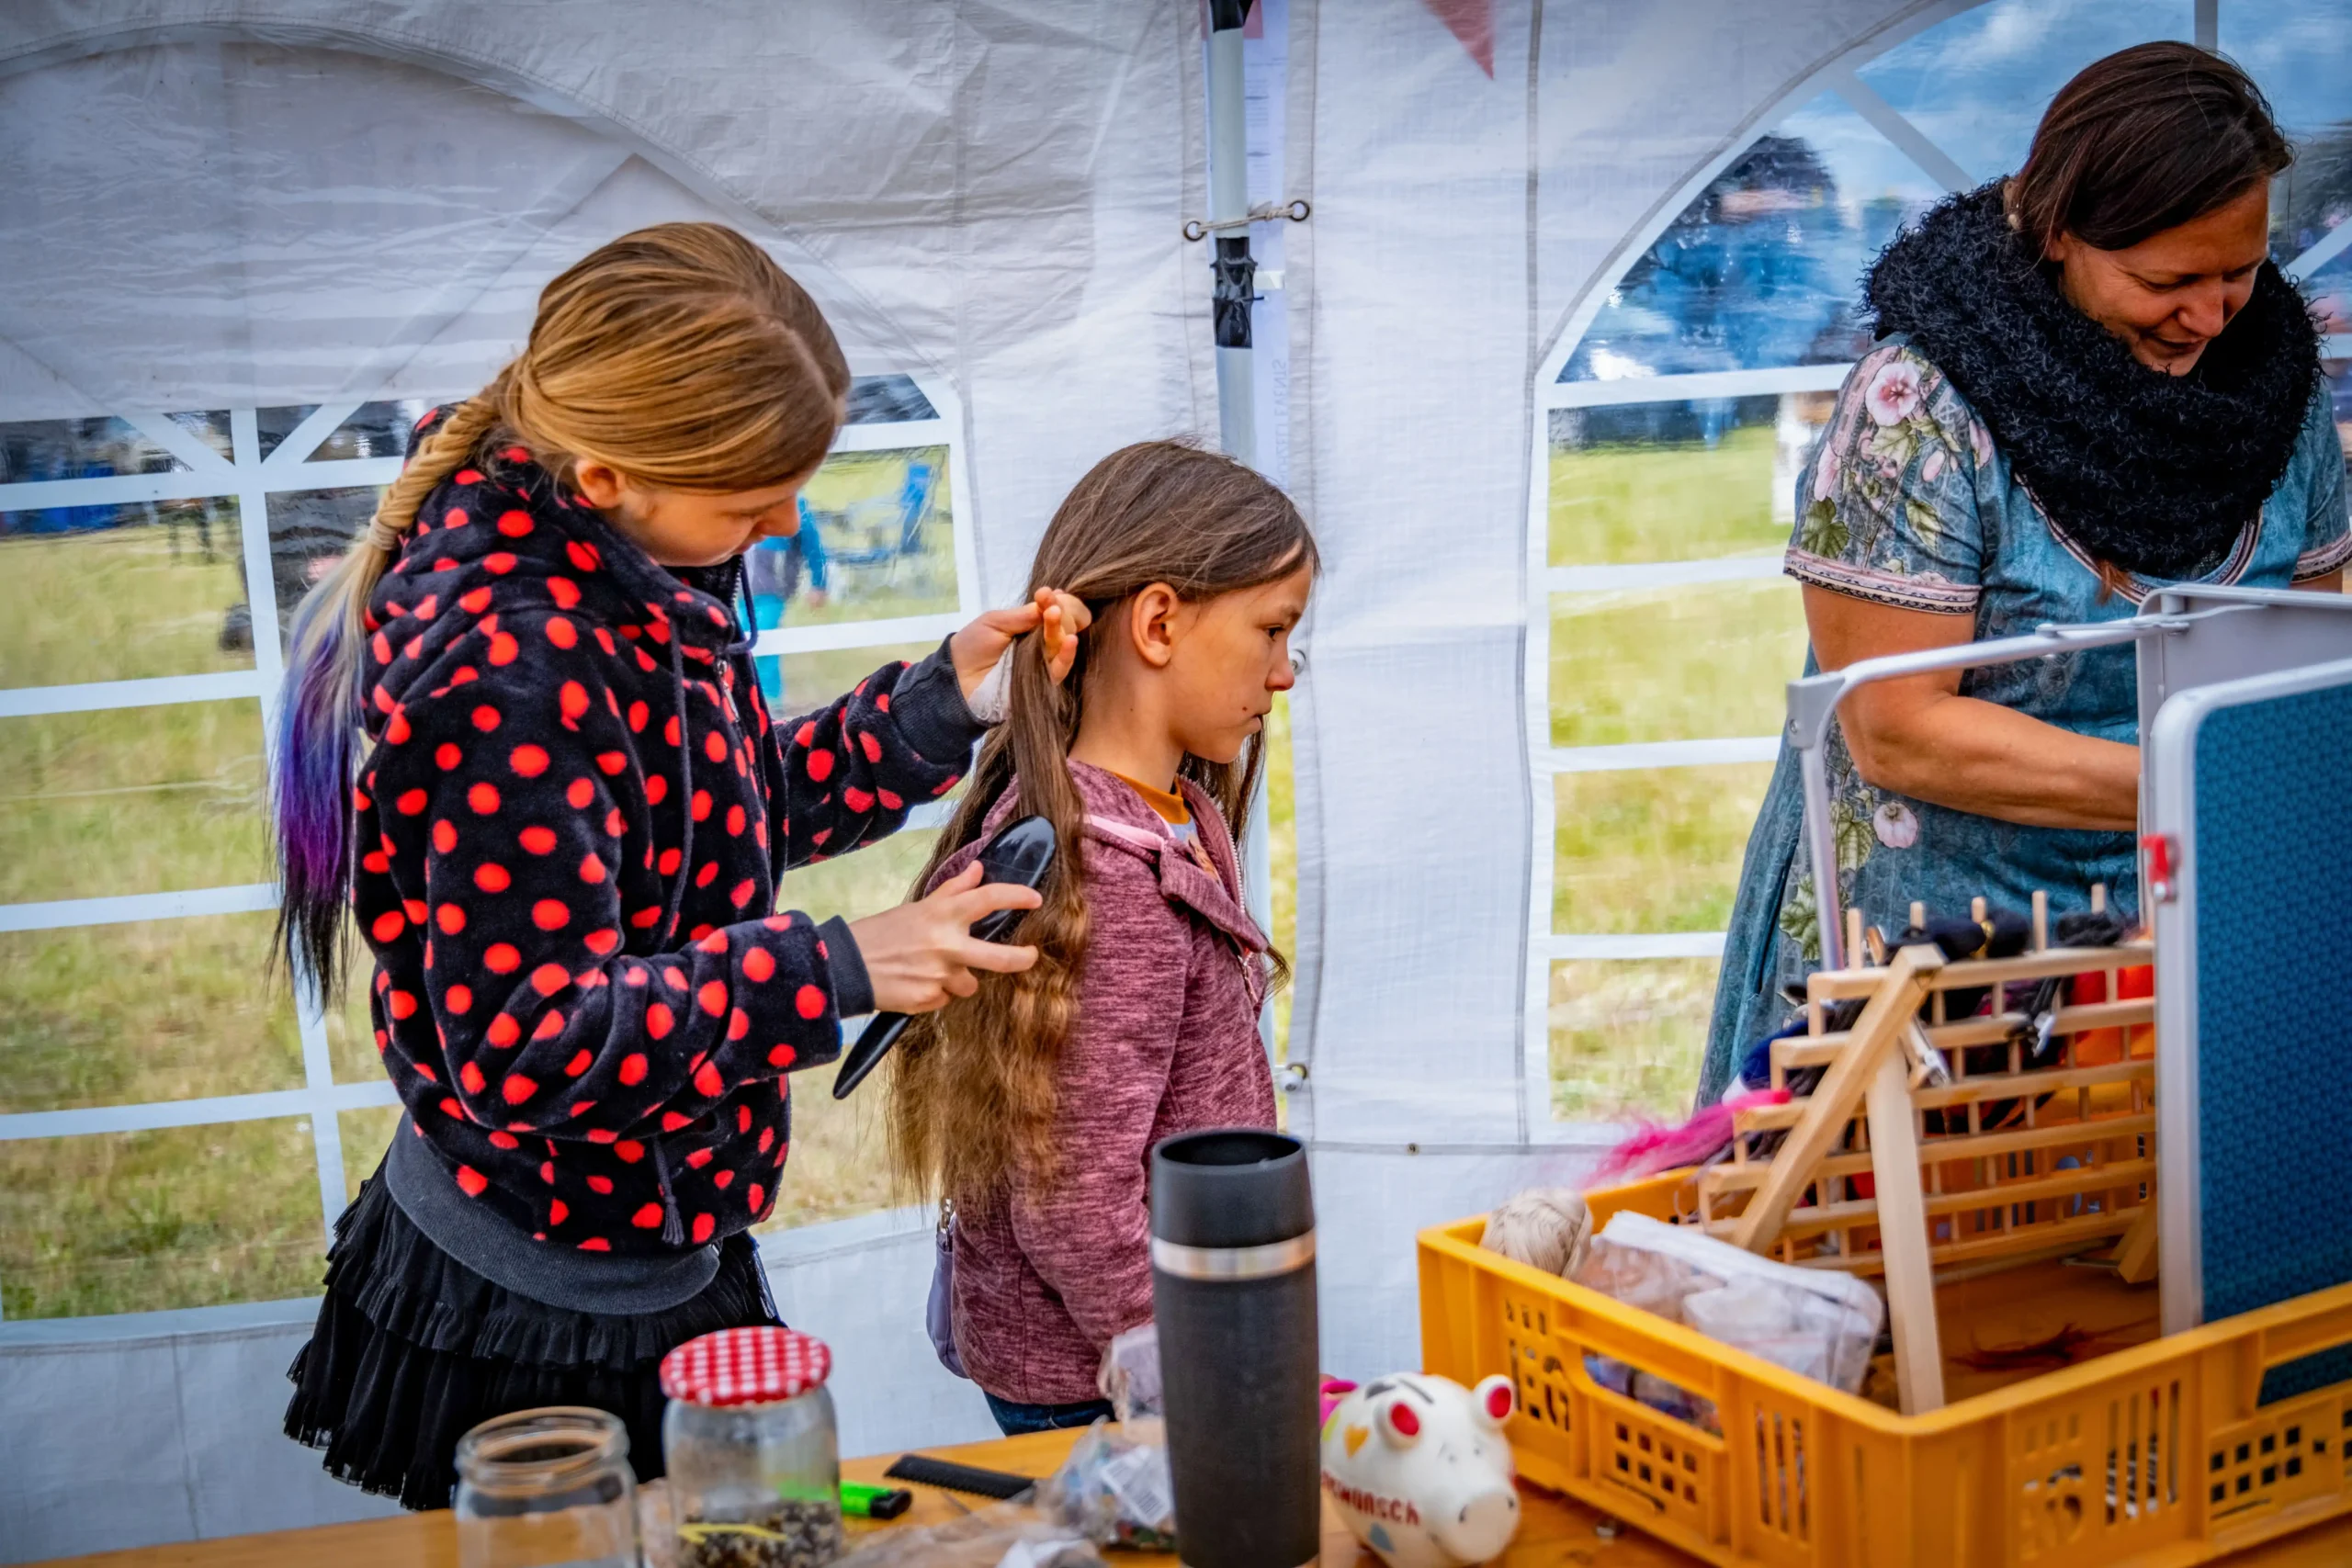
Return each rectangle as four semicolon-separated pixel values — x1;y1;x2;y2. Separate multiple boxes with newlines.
773;644;940;716
1545;427;1798;1119
1550;578;1805;749
339;1106;402;1205
1549;424;1781;566
1548;958;1718;1122
1552;762;1774;935
0;912;303;1113
0;700;268;904
0;1118;325;1321
0;516;252;688
326;972;385;1087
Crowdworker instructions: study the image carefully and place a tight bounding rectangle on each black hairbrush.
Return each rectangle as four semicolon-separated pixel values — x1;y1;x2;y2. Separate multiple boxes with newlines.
830;815;1056;1100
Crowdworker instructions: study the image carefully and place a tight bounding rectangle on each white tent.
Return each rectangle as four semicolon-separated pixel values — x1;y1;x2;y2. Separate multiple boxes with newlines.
3;0;2345;1556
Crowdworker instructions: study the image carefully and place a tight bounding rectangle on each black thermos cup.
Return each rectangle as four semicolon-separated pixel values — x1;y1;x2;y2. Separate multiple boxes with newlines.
1151;1129;1320;1568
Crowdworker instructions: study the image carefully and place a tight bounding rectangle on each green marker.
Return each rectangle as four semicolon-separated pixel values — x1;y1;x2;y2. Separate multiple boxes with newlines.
841;1481;912;1520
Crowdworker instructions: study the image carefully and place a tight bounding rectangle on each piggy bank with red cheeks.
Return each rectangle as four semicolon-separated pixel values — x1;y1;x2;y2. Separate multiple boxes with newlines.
1318;1372;1520;1568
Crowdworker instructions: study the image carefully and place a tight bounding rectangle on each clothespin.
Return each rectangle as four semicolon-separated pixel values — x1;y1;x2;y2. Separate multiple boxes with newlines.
1901;1021;1952;1089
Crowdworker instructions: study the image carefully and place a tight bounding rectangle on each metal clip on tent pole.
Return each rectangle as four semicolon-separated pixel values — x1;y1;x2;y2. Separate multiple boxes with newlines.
1786;605;2253;971
1182;199;1313;242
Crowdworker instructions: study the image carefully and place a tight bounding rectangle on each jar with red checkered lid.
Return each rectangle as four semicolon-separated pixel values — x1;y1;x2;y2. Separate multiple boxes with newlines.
661;1327;842;1568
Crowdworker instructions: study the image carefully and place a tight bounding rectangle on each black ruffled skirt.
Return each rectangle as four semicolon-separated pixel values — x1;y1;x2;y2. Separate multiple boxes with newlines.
285;1170;780;1511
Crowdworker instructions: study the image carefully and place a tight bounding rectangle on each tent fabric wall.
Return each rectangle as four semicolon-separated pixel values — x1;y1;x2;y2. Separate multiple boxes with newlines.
0;0;1216;585
1283;0;1931;1380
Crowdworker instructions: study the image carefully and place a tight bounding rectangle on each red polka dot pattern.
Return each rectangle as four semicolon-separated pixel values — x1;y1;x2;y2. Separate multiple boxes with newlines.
345;412;968;1257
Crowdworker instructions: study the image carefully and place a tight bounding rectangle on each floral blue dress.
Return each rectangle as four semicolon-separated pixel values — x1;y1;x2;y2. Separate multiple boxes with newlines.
1701;338;2350;1100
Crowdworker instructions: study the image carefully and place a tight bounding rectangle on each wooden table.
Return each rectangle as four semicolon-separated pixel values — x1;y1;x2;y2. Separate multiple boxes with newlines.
41;1426;2352;1567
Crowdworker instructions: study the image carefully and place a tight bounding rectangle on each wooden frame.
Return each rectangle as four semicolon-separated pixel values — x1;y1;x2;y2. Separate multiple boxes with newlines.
1695;911;2158;1412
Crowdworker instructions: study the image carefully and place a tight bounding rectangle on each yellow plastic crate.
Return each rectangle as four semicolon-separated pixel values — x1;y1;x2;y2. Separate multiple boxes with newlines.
1420;1182;2352;1567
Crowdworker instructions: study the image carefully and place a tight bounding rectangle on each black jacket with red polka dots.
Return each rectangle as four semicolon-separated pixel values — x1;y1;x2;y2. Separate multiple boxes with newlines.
351;429;978;1269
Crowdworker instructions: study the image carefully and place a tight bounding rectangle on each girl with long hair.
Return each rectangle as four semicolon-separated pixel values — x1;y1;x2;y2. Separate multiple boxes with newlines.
889;439;1317;1435
274;221;1085;1506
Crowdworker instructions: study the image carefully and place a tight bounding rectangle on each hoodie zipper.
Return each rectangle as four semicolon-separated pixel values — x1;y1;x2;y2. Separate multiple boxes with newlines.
648;564;761;1252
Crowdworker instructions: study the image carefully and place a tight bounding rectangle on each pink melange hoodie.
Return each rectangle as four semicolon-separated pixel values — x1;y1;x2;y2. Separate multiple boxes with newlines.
938;761;1275;1404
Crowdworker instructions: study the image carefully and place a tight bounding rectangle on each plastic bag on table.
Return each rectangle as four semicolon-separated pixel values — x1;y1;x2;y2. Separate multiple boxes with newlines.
1096;1321;1162;1421
1040;1420;1177;1551
1574;1212;1883;1395
831;1502;1102;1568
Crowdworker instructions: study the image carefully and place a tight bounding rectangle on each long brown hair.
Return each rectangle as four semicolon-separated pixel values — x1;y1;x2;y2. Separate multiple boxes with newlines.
274;222;850;1000
2007;42;2290;255
888;440;1317;1212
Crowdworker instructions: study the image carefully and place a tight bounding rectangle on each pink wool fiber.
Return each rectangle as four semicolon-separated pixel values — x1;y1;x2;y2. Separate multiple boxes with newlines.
1587;1089;1791;1188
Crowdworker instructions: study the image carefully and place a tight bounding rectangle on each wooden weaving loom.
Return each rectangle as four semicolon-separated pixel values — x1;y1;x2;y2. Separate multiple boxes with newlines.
1694;892;2157;1416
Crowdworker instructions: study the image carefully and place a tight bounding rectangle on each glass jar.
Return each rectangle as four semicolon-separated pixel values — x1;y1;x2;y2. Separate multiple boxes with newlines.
453;1406;639;1568
662;1327;843;1568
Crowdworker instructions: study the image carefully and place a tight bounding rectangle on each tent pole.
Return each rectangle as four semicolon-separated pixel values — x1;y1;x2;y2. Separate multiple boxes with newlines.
1206;0;1276;1060
1207;0;1256;469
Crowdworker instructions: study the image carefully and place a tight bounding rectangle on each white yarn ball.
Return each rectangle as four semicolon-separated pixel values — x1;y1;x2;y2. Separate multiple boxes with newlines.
1480;1188;1592;1279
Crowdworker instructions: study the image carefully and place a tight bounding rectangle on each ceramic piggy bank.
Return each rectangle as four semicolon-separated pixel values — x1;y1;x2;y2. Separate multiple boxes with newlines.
1318;1372;1520;1568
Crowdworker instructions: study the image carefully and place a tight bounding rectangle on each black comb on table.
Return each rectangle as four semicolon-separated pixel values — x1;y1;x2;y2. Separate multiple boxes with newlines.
881;1452;1036;1500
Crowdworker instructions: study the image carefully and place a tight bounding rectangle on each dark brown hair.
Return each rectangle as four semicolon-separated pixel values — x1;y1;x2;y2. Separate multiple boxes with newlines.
2007;42;2291;255
888;440;1317;1212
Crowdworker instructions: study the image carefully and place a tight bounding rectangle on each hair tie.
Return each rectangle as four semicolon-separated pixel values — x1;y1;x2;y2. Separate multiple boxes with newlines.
966;649;1013;726
367;518;407;554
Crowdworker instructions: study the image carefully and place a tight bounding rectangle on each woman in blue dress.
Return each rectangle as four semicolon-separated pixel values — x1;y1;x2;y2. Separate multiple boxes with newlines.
1704;43;2348;1100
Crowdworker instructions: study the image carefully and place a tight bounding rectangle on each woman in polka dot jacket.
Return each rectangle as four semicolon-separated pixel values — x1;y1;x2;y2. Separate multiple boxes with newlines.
274;224;1085;1508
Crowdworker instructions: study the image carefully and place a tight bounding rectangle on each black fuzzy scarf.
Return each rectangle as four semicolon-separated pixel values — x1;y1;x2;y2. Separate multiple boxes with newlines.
1867;185;2320;581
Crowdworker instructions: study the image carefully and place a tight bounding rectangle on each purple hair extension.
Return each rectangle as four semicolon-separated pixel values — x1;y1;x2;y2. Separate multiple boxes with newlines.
271;566;368;1001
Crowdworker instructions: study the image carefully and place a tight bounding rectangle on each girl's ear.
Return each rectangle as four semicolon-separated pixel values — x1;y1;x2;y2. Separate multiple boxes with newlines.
571;458;628;512
1129;582;1182;669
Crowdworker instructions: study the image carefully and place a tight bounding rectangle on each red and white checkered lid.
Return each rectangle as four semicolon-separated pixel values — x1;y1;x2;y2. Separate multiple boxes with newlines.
660;1327;831;1406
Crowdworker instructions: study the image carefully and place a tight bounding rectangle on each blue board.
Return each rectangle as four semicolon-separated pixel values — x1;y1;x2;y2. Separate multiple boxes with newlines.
2149;657;2352;1364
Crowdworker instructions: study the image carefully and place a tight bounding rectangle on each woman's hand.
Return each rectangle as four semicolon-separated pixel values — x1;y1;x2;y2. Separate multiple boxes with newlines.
848;862;1043;1014
950;588;1093;698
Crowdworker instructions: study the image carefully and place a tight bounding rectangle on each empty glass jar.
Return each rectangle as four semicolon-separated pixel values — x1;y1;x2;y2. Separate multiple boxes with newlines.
453;1406;639;1568
662;1327;842;1568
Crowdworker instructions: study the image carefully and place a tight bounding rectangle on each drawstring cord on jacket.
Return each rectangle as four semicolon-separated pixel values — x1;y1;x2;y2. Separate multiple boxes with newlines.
653;627;696;950
652;1137;686;1247
653;561;756;948
649;629;695;1249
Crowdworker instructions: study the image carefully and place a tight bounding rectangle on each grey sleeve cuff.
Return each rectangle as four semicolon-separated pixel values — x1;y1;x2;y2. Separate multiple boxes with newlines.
888;637;990;765
817;915;875;1020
